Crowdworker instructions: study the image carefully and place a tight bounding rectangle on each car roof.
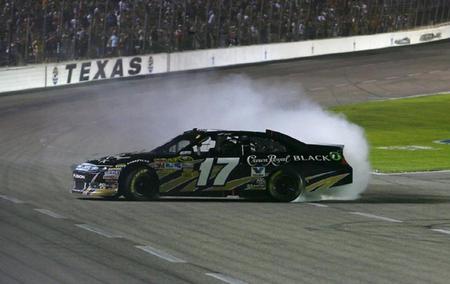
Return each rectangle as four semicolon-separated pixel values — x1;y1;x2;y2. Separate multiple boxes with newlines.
184;128;266;136
183;129;305;146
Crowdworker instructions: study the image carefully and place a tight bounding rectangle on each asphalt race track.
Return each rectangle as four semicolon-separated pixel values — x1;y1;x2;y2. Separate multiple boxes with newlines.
1;41;450;283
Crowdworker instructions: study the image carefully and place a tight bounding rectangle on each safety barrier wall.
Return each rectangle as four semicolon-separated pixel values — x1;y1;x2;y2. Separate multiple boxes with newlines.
0;23;449;94
0;65;47;93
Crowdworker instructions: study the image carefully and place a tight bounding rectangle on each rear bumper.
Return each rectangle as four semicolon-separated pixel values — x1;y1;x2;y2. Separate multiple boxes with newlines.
304;166;353;192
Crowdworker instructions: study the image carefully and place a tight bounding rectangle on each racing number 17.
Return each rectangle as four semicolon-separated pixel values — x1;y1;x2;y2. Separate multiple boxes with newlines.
197;158;240;186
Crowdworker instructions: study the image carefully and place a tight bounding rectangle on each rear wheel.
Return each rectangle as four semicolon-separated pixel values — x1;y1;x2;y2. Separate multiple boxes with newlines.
123;167;159;201
267;167;304;202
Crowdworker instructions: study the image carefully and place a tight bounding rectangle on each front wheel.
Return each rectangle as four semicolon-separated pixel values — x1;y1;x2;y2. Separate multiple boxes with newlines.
123;167;159;201
267;167;304;202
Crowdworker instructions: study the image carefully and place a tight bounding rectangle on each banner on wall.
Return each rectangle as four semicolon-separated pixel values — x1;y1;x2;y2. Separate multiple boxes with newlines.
47;54;167;87
420;32;442;42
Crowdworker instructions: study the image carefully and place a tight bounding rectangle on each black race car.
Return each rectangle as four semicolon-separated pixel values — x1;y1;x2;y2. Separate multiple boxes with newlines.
72;129;352;202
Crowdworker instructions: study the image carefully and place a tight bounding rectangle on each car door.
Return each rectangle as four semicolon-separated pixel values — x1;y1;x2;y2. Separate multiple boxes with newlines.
162;135;223;194
240;134;289;191
193;134;249;193
155;137;194;194
181;134;244;194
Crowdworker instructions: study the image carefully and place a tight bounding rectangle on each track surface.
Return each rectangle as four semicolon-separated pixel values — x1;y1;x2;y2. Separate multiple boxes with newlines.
2;41;450;283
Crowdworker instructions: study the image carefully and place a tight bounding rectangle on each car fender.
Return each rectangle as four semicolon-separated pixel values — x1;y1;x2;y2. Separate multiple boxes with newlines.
118;160;159;193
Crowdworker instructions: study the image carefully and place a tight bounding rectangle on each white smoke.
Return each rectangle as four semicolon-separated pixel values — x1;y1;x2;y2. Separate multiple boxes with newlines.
108;74;371;201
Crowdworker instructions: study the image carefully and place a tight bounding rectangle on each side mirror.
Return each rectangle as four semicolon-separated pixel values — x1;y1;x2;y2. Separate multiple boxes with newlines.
179;150;192;156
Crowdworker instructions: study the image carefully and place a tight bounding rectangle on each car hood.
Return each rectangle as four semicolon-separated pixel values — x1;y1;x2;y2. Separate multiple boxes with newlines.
87;152;155;166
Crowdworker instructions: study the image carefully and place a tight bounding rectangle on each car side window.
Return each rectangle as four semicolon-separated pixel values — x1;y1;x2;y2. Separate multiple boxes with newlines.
245;136;287;153
168;139;191;154
216;135;242;156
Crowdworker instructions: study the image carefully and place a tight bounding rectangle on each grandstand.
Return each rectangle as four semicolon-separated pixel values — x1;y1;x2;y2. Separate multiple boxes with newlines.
1;0;449;66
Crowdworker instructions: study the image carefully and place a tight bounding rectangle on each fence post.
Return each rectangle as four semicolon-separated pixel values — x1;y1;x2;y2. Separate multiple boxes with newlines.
42;1;47;63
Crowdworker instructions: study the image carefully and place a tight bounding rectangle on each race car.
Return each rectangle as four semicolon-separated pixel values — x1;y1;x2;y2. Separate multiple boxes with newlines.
72;129;352;202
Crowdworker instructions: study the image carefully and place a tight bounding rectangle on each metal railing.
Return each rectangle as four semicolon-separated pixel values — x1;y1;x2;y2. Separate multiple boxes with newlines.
1;0;449;67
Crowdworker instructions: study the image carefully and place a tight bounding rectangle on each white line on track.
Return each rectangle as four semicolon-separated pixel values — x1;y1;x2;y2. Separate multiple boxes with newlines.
431;229;450;235
407;73;422;77
75;224;123;238
205;273;247;284
135;245;186;263
334;83;349;88
361;79;377;84
0;194;24;204
350;212;403;223
34;208;65;219
306;203;329;208
428;70;441;74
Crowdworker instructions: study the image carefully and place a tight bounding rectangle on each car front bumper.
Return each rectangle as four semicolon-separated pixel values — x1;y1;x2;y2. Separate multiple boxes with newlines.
72;167;121;197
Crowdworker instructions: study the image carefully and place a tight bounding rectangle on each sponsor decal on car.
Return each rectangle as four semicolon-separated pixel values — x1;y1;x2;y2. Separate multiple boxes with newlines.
152;158;184;170
75;163;99;172
152;158;166;169
103;169;121;179
293;151;342;162
329;151;342;161
251;166;266;177
247;154;291;166
127;159;151;165
246;177;266;190
164;162;182;170
166;156;194;163
73;174;85;179
247;152;342;166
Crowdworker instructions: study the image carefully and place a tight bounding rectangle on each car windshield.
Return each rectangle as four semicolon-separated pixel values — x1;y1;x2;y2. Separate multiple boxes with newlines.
150;135;192;154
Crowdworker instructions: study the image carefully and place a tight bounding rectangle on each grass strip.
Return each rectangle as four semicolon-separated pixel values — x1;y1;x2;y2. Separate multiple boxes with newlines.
332;94;450;172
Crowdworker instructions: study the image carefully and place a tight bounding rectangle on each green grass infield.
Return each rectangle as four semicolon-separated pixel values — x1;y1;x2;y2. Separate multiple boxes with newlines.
332;93;450;173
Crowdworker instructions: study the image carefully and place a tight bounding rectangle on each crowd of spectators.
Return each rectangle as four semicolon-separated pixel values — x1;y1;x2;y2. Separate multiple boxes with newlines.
1;0;449;66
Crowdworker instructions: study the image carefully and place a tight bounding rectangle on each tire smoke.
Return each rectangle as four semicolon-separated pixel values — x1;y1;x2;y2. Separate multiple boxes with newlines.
110;74;371;201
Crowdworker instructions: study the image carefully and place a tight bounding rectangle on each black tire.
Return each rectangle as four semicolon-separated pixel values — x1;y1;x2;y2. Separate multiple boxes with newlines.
123;167;159;201
267;167;305;202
